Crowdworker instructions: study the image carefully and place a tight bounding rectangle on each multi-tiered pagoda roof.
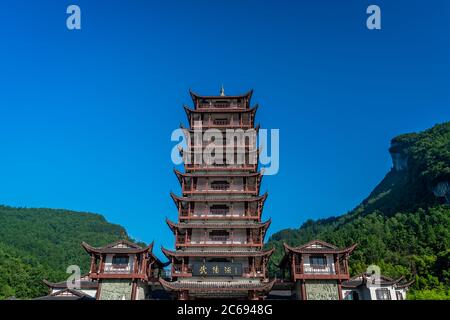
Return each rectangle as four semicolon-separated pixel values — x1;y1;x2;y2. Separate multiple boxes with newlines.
160;88;274;300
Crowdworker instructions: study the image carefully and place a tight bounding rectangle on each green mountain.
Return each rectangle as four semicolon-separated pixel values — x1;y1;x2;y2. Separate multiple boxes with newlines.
267;122;450;300
0;206;132;299
1;122;449;300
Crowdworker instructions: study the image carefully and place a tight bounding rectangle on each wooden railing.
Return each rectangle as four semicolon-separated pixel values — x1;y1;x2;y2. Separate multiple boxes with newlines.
175;238;263;246
183;185;257;193
179;209;260;219
172;265;193;274
210;184;230;190
210;208;230;215
191;120;253;128
293;264;349;275
198;103;244;109
212;119;229;125
104;265;132;274
184;164;258;171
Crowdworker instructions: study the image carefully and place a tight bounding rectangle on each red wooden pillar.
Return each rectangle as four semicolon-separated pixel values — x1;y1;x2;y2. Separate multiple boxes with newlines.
300;254;304;273
99;254;105;273
301;280;307;300
131;280;137;300
133;255;138;274
337;281;343;300
291;254;296;280
334;254;340;275
89;255;95;273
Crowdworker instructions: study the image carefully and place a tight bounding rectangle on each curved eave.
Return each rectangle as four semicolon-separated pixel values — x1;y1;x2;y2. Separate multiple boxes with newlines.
159;278;275;292
43;279;57;288
189;89;253;102
161;247;275;259
42;279;98;290
166;217;177;233
173;168;262;179
396;278;415;289
81;241;98;254
184;104;258;115
80;241;152;255
165;218;271;231
171;192;267;204
147;241;155;254
283;242;357;255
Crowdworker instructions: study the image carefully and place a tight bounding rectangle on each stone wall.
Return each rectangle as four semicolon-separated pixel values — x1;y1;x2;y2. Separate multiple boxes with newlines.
98;279;133;300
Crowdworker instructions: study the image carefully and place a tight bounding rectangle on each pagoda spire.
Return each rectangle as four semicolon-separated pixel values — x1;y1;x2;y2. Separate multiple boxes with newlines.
220;84;225;96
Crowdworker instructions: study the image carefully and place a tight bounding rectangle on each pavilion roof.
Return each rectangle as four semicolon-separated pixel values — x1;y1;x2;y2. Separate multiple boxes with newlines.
165;218;271;232
81;239;153;255
34;288;95;300
170;192;268;204
283;240;357;255
183;104;258;116
43;274;98;290
173;168;262;181
278;240;357;267
342;274;414;289
159;278;275;292
161;246;275;258
189;89;253;103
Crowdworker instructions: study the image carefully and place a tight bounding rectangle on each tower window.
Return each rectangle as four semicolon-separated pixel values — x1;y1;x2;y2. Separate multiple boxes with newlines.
375;288;392;300
112;255;129;267
210;204;229;215
211;180;230;190
309;255;327;268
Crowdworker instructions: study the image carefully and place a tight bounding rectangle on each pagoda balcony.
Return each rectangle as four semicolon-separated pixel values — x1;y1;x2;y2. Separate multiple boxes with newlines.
104;265;133;274
175;236;263;247
293;263;349;280
90;264;147;280
198;102;245;110
184;164;257;172
187;143;256;150
191;120;253;129
182;185;258;195
179;209;260;220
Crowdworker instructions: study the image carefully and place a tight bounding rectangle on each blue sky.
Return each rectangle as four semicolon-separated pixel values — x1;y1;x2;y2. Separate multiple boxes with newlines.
0;1;449;260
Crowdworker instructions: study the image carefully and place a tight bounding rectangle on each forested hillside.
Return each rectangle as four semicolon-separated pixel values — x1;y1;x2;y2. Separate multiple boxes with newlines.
0;206;132;299
267;122;450;300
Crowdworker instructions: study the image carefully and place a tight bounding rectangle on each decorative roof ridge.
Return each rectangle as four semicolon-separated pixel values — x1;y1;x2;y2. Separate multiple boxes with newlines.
282;241;357;254
189;89;253;101
161;246;275;258
81;239;153;254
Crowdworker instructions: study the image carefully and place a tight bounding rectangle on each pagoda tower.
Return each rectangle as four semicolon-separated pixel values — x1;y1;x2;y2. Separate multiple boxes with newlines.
160;88;275;300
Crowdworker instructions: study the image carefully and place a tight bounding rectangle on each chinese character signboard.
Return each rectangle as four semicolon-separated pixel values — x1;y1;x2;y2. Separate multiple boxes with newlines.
192;263;242;277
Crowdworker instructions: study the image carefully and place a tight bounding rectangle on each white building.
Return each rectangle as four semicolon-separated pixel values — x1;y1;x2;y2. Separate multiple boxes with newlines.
342;274;414;300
